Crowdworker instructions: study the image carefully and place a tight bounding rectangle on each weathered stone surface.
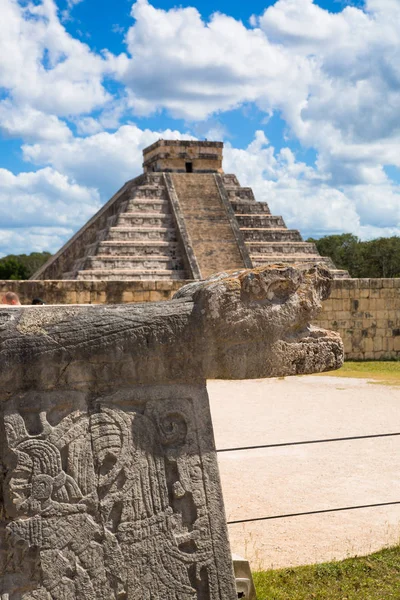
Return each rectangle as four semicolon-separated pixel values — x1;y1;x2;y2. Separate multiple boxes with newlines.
0;264;343;599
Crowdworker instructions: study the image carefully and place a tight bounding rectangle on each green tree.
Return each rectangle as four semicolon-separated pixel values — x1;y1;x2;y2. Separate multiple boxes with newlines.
306;234;400;278
307;233;361;274
0;258;29;280
0;251;51;280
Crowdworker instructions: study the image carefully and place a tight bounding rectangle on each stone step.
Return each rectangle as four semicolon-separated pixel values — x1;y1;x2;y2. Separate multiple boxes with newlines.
97;241;181;258
130;186;167;200
240;228;302;242
236;215;286;228
221;174;240;187
107;227;178;242
126;200;170;213
250;255;327;266
75;269;186;281
116;213;173;227
82;255;184;271
231;202;271;215
246;242;318;255
226;188;256;202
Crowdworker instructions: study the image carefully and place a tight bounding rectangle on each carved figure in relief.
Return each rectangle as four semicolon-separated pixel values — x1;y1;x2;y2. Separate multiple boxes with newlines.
3;408;125;600
2;398;219;599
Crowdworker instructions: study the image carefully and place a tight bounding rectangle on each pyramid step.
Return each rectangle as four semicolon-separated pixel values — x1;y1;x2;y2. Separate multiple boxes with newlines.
83;255;184;271
130;186;167;200
221;174;240;187
226;188;256;202
241;228;302;242
126;200;170;213
246;242;318;255
75;269;186;281
116;213;173;227
236;215;286;228
231;202;271;214
97;241;181;259
107;227;177;242
250;255;326;266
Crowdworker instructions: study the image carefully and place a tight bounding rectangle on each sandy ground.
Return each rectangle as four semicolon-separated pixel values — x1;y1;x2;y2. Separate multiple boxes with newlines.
207;375;400;570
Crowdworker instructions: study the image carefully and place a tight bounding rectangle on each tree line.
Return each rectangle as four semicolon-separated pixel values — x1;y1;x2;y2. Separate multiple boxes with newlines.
0;252;52;280
307;234;400;278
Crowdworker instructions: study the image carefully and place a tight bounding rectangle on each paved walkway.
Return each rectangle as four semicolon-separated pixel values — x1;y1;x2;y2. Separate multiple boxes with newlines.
208;376;400;570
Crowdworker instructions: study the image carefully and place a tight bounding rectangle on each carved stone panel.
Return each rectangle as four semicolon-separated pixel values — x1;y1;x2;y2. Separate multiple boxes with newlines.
0;385;236;600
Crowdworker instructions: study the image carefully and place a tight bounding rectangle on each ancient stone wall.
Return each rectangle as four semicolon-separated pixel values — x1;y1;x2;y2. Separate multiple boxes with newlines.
2;277;399;360
313;278;400;360
0;279;186;305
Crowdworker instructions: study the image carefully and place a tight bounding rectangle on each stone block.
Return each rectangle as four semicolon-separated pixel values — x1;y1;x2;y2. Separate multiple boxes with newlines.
370;279;384;289
149;291;163;302
122;291;134;302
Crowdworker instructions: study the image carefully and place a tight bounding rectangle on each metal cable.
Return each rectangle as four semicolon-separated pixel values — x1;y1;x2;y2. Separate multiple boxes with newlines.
217;431;400;454
227;501;400;525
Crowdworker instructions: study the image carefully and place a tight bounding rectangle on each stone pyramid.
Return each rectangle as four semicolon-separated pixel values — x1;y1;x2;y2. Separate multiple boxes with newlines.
32;140;348;281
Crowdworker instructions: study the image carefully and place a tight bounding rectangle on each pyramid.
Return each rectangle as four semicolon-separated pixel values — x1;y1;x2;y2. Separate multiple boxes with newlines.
32;140;348;280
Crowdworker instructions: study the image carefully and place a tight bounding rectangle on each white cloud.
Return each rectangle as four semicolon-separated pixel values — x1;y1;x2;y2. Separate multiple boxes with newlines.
0;167;100;232
0;226;72;257
116;0;311;120
0;0;121;117
0;100;72;142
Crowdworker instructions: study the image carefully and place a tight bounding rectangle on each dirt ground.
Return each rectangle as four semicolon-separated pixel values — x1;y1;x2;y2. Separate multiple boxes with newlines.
207;375;400;570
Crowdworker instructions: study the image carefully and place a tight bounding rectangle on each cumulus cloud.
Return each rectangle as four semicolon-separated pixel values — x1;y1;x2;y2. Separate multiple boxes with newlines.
0;0;122;117
116;0;311;120
0;101;72;142
0;166;100;235
0;226;73;257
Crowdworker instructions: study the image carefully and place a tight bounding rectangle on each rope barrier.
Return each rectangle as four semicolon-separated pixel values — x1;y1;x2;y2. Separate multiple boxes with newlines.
227;500;400;525
217;431;400;453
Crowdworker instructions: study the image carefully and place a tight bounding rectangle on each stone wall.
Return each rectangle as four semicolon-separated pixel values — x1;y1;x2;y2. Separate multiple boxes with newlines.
314;278;400;360
0;279;187;305
2;277;399;360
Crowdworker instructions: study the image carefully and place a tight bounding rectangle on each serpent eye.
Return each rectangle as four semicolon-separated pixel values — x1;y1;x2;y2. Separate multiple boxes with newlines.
240;273;298;304
265;279;298;303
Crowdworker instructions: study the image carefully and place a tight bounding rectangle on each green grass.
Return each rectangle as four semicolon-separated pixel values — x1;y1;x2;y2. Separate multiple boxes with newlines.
254;546;400;599
315;361;400;385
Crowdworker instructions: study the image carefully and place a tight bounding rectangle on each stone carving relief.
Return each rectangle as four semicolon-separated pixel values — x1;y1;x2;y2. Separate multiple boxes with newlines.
1;396;219;600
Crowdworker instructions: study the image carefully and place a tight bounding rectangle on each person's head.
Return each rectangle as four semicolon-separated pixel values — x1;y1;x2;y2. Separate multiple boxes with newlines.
1;292;21;306
32;298;45;305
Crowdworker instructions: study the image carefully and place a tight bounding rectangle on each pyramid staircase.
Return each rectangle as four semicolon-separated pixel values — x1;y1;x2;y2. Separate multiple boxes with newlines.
62;175;188;281
220;175;349;278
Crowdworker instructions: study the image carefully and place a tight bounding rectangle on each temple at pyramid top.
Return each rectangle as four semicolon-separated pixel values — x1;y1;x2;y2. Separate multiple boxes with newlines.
143;140;223;173
32;140;348;281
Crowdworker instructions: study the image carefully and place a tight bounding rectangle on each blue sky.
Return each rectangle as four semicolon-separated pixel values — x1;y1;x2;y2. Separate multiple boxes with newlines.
0;0;399;256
